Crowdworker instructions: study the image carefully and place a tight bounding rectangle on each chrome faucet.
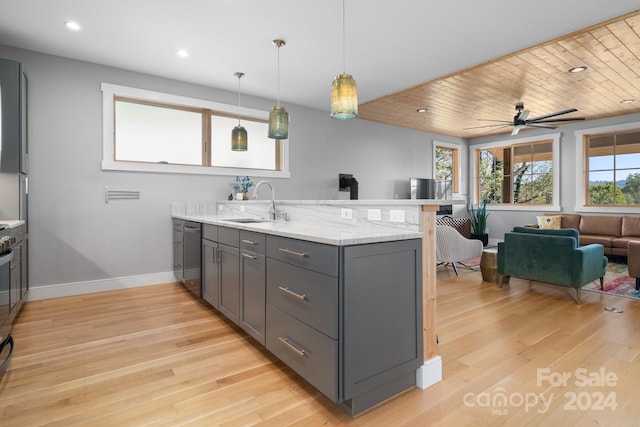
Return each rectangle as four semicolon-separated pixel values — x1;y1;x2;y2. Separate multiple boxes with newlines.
252;180;277;220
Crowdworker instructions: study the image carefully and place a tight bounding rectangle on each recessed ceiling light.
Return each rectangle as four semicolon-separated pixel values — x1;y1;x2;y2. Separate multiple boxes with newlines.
568;66;588;74
416;108;428;113
620;98;636;104
177;49;189;58
64;21;81;31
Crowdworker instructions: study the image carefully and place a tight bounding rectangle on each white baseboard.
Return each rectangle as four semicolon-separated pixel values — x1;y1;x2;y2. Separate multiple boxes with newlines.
416;355;442;389
27;271;178;301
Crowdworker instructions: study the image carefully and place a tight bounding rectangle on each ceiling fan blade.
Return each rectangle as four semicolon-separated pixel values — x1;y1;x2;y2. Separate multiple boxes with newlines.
462;123;514;130
526;123;557;129
516;110;530;121
529;117;586;124
527;108;578;122
511;127;521;136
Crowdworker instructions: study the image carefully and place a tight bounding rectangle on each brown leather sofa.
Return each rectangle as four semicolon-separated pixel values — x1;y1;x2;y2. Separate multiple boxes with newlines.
547;214;640;257
628;241;640;290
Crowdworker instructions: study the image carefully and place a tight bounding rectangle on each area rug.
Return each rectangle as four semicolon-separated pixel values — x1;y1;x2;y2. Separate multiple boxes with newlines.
583;262;640;300
459;255;640;300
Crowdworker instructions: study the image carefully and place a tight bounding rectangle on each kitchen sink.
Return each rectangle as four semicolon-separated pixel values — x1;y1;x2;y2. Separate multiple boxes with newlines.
222;218;269;223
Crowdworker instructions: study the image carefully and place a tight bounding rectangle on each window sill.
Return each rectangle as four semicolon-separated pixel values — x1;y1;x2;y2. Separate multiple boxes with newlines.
101;160;291;179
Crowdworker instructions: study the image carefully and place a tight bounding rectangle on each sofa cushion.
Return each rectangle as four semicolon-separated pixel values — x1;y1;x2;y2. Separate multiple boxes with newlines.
622;216;640;237
536;215;561;229
580;234;614;248
560;214;581;230
612;236;640;248
579;215;622;237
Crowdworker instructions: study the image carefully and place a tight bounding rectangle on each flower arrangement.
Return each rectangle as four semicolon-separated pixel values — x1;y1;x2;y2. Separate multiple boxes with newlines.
236;176;254;192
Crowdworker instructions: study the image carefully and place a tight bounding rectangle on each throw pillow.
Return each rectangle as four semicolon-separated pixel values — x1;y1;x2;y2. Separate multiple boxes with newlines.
536;215;562;230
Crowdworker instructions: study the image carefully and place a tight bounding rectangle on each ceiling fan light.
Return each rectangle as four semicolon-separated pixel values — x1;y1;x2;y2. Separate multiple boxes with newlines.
268;105;289;139
231;125;248;151
568;66;588;74
331;73;358;119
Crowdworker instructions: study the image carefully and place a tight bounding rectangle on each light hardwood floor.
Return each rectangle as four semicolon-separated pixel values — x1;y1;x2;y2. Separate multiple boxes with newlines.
1;268;639;426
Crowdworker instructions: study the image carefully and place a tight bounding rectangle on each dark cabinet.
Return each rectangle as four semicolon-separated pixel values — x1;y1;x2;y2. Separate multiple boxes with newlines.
202;237;219;308
172;219;183;283
265;235;423;416
218;243;240;323
239;231;266;344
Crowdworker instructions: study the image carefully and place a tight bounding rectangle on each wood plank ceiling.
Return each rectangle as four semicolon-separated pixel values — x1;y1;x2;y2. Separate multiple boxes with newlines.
358;9;640;140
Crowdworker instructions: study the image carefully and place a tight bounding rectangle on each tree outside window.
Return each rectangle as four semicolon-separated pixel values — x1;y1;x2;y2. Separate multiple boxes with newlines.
435;146;458;193
476;140;553;205
586;130;640;206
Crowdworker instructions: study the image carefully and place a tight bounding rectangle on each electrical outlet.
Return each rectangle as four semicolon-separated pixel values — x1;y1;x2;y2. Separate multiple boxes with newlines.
341;208;353;220
368;209;382;221
389;209;405;222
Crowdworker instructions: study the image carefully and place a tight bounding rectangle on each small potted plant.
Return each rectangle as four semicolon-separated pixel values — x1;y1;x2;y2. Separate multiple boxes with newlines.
467;200;489;246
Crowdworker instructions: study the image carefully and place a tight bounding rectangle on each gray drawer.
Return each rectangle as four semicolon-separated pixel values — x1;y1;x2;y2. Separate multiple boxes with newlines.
240;230;266;254
219;227;239;247
266;235;338;276
266;305;338;402
173;219;184;232
203;224;218;241
267;258;338;338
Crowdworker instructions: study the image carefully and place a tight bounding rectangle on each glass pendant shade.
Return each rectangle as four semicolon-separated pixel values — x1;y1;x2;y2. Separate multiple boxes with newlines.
231;125;248;151
330;73;358;119
268;105;289;139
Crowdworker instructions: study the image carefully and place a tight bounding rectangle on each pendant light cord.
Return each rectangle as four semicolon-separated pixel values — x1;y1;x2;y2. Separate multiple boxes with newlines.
237;73;242;125
342;0;347;73
277;45;281;106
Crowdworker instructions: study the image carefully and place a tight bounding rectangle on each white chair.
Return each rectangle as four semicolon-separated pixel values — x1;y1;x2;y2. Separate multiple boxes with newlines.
436;225;483;275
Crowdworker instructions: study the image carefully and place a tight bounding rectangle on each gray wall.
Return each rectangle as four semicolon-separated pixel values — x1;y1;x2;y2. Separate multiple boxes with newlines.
0;45;465;291
468;113;640;241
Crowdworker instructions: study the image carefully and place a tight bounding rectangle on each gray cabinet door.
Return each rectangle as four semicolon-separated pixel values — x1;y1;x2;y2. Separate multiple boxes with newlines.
202;239;220;309
342;239;423;400
240;250;266;344
219;243;240;324
172;219;183;282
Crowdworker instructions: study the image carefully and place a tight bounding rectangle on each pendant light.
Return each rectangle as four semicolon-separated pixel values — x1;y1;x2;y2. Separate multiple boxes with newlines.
268;39;289;139
330;0;358;119
231;72;248;151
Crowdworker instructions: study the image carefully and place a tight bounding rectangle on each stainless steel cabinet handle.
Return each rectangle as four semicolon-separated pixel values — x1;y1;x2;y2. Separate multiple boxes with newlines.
183;226;200;233
242;253;257;260
278;248;307;258
278;286;307;301
278;336;306;357
215;247;221;263
241;239;257;245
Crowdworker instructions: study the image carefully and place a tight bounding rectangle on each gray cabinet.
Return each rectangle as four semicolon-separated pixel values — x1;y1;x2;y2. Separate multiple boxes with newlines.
172;219;183;282
239;230;266;344
202;224;219;308
265;235;422;416
175;218;422;416
201;225;243;326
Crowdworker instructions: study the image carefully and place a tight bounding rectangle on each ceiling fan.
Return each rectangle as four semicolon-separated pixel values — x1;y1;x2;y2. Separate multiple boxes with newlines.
465;103;586;135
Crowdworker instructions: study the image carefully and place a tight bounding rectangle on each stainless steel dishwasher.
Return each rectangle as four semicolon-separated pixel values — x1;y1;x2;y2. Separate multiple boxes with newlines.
182;221;202;298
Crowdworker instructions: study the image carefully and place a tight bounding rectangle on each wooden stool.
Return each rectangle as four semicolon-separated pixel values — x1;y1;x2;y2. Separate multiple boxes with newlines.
480;248;510;287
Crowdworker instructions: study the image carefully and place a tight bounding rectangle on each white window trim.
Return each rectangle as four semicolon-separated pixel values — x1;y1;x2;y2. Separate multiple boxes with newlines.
469;133;561;212
574;121;640;213
433;140;462;198
101;83;290;178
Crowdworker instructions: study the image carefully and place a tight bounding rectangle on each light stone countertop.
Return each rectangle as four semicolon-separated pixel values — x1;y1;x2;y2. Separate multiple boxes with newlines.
173;214;423;246
172;199;463;245
0;220;25;229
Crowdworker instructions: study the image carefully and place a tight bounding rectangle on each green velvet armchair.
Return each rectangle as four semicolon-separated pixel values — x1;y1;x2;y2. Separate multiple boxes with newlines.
497;227;608;304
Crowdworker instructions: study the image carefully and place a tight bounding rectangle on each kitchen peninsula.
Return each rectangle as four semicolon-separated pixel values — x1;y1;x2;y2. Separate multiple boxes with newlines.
171;199;451;415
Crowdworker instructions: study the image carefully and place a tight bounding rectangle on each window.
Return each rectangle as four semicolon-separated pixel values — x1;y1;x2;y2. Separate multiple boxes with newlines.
434;144;459;193
584;130;640;206
102;83;290;178
471;133;559;210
